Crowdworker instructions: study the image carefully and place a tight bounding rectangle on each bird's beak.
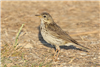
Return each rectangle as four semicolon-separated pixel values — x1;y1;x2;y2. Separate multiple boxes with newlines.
35;15;42;18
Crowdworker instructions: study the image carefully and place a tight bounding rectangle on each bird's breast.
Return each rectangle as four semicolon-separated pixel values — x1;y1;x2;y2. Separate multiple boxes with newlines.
40;23;65;45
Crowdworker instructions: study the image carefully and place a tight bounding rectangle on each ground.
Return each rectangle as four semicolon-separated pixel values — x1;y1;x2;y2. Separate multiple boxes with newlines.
1;1;100;67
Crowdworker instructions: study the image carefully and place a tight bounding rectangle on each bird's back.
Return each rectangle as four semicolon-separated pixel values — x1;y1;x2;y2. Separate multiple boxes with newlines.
41;22;79;45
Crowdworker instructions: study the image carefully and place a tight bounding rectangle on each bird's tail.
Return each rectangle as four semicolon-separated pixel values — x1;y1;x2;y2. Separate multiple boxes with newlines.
70;39;89;50
65;43;89;51
76;43;89;49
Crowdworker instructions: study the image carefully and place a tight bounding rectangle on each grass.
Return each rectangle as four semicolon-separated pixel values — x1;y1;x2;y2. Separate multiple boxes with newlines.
1;24;53;67
38;61;52;67
14;24;24;47
1;24;25;66
2;24;25;57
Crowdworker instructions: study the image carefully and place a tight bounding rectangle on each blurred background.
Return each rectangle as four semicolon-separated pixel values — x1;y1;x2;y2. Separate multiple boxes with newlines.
1;1;100;67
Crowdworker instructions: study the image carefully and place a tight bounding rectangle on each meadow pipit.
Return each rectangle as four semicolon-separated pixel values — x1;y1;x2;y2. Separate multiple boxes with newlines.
36;12;88;60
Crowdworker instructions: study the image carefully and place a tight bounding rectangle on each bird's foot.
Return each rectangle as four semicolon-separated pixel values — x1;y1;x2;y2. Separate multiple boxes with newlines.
52;49;60;62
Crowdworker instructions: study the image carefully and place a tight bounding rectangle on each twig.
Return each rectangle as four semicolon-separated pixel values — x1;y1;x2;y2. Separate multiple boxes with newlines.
70;30;99;36
79;35;84;41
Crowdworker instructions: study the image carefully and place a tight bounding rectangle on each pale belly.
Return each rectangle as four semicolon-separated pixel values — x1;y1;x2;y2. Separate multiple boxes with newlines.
41;28;65;46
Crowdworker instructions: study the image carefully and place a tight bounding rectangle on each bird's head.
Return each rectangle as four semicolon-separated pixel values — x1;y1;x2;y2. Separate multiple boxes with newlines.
35;12;54;24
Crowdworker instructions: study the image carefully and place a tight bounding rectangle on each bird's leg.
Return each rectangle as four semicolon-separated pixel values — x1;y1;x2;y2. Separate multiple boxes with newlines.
53;49;58;59
53;45;60;61
56;49;60;59
55;49;60;61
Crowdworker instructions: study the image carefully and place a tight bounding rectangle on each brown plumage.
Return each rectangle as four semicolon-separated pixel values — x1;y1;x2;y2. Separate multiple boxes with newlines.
46;22;88;49
36;12;88;60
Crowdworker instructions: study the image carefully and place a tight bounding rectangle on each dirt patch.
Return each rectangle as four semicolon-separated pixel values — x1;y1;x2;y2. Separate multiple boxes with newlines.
1;1;100;67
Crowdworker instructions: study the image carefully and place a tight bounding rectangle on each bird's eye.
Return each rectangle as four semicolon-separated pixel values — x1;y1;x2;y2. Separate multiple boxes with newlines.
43;15;46;18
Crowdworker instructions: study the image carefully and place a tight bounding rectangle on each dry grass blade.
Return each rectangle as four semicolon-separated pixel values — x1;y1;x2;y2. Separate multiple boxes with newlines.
70;30;99;36
14;24;24;48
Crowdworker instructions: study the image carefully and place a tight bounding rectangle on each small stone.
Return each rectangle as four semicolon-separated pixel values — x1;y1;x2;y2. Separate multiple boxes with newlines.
98;56;100;59
93;57;96;59
61;55;64;57
62;63;66;65
0;62;2;64
80;52;87;55
7;63;14;67
63;66;67;67
24;43;33;48
58;58;60;60
18;43;33;48
99;53;100;54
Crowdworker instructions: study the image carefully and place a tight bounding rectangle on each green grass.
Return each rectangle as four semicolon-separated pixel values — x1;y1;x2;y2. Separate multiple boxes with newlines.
1;24;53;67
38;60;52;67
1;24;25;67
14;24;24;47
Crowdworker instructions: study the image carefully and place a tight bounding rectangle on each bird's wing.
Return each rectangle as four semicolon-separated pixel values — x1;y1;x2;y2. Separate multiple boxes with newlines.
46;22;89;49
47;23;77;43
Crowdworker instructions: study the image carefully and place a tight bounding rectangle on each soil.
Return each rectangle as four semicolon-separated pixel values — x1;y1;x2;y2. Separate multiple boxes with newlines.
1;1;100;67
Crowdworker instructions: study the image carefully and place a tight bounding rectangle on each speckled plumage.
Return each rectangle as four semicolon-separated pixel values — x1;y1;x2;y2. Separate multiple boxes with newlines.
37;12;88;50
36;12;88;60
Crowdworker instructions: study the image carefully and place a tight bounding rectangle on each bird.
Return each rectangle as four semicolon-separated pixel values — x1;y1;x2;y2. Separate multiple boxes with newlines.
35;12;88;60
